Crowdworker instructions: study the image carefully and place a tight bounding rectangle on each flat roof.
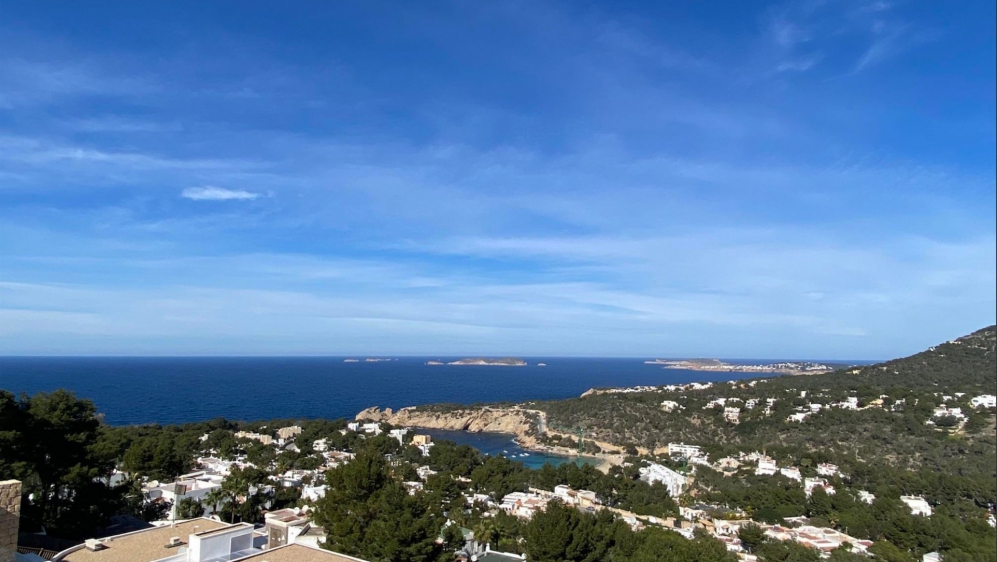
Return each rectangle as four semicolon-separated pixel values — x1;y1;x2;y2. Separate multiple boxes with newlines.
61;519;229;562
233;544;367;562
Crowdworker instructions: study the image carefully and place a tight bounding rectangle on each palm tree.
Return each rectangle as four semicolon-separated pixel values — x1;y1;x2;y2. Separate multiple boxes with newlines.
473;520;498;549
204;487;228;520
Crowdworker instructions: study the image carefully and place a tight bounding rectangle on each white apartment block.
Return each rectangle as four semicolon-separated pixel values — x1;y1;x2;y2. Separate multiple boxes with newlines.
276;426;302;440
388;428;409;444
668;443;703;459
723;407;741;423
639;463;688;497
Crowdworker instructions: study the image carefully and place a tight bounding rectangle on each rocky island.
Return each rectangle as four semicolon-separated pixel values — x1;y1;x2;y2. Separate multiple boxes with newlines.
445;357;527;366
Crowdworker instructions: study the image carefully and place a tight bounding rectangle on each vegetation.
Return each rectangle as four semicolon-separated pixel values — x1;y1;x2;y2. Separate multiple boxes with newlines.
529;326;997;561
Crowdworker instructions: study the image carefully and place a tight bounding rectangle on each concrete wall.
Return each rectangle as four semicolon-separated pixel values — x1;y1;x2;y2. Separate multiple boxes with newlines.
0;480;22;562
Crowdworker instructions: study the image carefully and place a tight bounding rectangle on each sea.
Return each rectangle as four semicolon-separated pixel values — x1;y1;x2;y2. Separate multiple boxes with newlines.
0;356;802;468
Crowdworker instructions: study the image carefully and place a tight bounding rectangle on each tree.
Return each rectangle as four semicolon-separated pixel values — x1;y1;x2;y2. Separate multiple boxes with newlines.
0;390;121;537
934;415;960;428
738;523;766;552
756;541;822;562
473;519;499;547
828;548;871;562
807;487;834;518
313;449;445;562
524;501;616;562
204;487;228;518
176;497;205;520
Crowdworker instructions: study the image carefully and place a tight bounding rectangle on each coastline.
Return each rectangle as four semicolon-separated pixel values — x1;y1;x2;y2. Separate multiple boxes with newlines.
513;437;622;473
357;405;624;472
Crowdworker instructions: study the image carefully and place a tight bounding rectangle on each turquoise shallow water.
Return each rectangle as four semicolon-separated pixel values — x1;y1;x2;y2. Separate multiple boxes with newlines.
420;428;596;469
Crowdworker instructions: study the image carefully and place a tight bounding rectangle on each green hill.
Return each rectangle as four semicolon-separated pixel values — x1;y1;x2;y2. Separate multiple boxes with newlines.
780;325;996;392
536;326;997;473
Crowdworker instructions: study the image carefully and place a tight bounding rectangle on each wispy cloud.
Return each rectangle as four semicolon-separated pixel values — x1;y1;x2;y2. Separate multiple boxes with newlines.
852;20;934;73
181;186;261;201
775;54;822;73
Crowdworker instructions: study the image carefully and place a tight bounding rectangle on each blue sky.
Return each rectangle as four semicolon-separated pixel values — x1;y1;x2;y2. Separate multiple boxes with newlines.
1;0;994;359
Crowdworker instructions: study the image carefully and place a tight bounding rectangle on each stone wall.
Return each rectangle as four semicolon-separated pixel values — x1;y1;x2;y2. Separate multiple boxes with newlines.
0;480;21;562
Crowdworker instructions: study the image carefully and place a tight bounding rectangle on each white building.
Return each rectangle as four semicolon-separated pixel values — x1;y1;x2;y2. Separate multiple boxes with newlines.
500;492;548;519
661;400;683;412
638;463;687;497
779;467;802;482
276;426;302;440
234;431;273;445
901;496;933;516
388;428;409;444
930;406;966;422
786;413;809;423
804;478;835;496
143;472;225;519
54;517;356;562
857;491;875;505
971;394;996;409
668;443;703;459
816;463;839;477
723;407;741;423
302;485;326;503
553;485;598;507
756;458;778;476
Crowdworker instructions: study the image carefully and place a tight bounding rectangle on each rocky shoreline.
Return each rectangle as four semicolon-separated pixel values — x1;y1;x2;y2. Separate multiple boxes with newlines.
356;405;622;472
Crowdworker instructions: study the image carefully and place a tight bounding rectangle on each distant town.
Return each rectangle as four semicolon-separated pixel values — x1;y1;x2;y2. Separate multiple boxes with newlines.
645;359;840;376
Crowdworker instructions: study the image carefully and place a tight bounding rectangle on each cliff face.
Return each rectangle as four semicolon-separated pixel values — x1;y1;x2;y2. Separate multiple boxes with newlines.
356;406;536;435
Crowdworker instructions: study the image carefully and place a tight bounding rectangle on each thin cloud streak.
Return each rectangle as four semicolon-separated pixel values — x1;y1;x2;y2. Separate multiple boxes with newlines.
181;186;261;201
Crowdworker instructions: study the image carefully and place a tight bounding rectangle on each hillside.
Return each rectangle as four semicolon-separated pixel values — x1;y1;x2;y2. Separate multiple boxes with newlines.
777;325;996;392
529;326;996;471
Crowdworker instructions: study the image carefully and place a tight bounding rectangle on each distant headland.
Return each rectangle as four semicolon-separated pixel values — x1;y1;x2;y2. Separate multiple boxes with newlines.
645;358;837;375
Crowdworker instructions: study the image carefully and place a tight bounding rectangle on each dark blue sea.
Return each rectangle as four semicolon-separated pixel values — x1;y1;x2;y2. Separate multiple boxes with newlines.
0;356;772;426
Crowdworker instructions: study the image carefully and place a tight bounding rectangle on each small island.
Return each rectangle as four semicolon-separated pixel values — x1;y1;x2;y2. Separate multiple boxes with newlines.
448;357;527;366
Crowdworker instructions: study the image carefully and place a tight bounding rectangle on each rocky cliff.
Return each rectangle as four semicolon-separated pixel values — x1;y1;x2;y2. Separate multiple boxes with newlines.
356;406;537;435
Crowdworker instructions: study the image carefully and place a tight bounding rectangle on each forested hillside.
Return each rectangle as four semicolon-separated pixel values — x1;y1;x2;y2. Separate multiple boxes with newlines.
776;325;996;391
539;326;996;457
